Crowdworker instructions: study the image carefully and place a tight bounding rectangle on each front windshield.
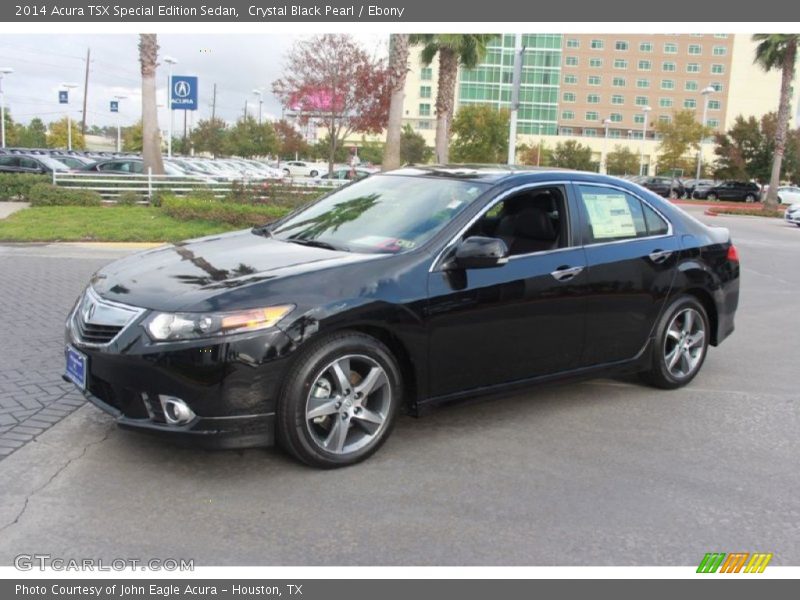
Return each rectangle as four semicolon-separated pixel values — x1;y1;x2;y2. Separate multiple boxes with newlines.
269;174;486;254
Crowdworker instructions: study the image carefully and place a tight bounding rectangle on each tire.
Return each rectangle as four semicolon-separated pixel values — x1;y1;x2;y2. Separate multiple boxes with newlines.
745;193;756;203
682;191;689;199
706;192;717;201
668;189;678;199
283;168;290;177
639;295;710;390
309;170;319;177
276;331;402;468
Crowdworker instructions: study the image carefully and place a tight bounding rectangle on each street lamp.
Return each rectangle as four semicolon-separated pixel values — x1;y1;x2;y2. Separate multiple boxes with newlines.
601;117;612;174
252;89;263;125
163;55;178;158
113;95;127;153
61;82;79;151
0;67;13;149
695;86;716;181
639;105;652;176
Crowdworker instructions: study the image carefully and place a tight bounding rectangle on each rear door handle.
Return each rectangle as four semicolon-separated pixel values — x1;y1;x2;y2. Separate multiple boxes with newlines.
550;265;584;282
648;250;673;264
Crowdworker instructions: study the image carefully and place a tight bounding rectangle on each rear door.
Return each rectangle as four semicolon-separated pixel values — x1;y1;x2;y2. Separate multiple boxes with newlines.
574;183;679;366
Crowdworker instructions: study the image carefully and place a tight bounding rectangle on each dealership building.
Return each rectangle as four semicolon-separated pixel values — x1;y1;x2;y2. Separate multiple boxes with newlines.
399;33;800;174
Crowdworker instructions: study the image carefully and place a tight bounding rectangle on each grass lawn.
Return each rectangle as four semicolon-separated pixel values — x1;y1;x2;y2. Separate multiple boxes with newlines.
0;206;239;242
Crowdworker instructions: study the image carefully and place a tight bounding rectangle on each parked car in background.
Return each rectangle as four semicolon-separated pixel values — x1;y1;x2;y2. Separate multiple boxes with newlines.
0;154;71;174
776;186;800;205
84;158;186;177
282;160;329;178
633;176;685;199
784;203;800;227
53;155;95;170
63;167;740;467
682;179;716;199
693;180;761;202
316;167;377;182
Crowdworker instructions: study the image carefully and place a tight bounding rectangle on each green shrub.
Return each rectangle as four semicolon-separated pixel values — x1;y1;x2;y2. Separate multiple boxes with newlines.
160;195;290;227
28;183;103;207
116;191;143;206
0;173;50;201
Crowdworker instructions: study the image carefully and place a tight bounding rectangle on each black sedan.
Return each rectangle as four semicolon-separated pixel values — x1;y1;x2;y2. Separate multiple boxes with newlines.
64;167;740;467
693;180;761;202
0;154;71;174
633;176;684;199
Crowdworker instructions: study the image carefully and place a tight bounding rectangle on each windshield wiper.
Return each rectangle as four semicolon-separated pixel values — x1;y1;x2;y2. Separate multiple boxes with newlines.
251;224;274;237
283;237;348;252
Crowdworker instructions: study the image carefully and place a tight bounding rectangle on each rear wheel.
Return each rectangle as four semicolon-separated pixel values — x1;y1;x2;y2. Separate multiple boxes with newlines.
309;170;319;177
640;295;710;390
745;193;756;203
707;192;717;201
276;332;402;468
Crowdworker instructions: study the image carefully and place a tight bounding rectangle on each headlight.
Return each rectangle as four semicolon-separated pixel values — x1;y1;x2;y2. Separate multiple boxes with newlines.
144;305;294;341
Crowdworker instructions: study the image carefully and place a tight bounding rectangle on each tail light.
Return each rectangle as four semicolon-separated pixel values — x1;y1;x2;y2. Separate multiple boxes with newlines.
727;244;739;262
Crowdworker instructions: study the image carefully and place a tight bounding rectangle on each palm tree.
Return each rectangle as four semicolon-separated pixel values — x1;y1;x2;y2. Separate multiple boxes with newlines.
383;34;410;171
139;34;164;175
753;34;799;209
409;34;494;164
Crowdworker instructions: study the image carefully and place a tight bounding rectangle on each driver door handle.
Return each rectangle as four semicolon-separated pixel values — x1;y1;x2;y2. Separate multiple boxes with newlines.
648;249;673;264
550;265;584;282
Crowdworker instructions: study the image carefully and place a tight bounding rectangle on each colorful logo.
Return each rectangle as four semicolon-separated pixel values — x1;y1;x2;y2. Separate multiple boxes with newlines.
697;552;773;573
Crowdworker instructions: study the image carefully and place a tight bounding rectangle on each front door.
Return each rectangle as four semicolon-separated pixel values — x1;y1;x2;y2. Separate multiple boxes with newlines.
425;184;587;398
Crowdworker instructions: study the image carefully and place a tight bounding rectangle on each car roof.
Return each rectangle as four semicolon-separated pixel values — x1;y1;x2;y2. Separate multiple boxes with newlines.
385;165;572;183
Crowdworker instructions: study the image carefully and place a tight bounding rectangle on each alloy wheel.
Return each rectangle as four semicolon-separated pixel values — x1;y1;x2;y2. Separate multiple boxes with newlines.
663;308;706;380
304;354;392;455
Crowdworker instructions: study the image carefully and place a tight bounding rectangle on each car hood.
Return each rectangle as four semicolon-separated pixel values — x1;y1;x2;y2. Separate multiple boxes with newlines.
90;229;382;312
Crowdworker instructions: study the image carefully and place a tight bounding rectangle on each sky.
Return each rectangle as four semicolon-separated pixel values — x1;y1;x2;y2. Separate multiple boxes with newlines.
0;33;389;132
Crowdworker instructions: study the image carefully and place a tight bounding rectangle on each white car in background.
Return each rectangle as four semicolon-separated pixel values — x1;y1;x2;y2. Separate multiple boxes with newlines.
776;186;800;205
281;160;329;178
784;203;800;227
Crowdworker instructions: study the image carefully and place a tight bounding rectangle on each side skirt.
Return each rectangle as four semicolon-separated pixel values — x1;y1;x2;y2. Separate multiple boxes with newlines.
412;338;654;417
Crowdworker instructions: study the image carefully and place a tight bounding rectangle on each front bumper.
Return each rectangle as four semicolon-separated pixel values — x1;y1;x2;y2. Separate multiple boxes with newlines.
785;211;800;224
64;297;296;449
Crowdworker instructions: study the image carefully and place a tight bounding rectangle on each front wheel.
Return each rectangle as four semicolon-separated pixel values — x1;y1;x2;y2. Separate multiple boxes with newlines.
309;170;319;177
745;193;756;203
639;295;710;390
276;332;402;468
706;192;717;201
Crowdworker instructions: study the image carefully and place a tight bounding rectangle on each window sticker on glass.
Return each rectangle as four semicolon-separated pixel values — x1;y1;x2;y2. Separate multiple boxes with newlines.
582;193;637;239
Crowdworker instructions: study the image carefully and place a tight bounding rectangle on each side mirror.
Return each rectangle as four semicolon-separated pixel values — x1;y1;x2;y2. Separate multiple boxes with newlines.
451;236;509;269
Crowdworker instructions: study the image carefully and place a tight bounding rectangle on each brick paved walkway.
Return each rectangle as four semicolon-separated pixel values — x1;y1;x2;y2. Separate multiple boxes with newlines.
0;244;133;457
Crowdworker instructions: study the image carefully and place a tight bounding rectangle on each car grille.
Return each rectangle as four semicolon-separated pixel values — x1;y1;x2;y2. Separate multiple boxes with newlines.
70;288;145;347
74;320;123;344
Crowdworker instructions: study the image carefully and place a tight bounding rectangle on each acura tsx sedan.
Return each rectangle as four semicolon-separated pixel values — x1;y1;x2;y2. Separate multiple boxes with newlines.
64;166;740;467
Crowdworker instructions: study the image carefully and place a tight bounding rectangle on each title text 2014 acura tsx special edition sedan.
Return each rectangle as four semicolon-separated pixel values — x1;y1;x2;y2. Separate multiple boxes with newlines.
63;167;740;468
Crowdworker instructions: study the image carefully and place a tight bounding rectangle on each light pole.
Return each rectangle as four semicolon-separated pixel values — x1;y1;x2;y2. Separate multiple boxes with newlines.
507;33;524;165
0;68;13;149
164;55;178;158
113;95;127;153
639;105;652;176
61;82;79;151
695;86;715;181
601;117;612;174
252;89;263;125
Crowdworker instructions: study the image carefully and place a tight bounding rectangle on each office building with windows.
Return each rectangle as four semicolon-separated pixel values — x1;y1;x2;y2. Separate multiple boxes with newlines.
400;33;800;173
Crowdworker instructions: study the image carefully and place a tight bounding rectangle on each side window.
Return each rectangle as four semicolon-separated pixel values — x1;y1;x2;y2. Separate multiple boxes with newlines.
465;186;569;256
577;185;648;243
19;158;38;169
130;161;143;174
0;156;15;166
642;203;670;236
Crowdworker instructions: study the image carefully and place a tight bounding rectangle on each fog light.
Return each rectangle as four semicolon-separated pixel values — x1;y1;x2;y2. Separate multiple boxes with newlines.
159;395;196;425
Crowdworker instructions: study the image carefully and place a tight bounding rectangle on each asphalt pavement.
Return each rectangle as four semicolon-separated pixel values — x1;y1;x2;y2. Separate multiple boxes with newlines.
0;209;797;566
